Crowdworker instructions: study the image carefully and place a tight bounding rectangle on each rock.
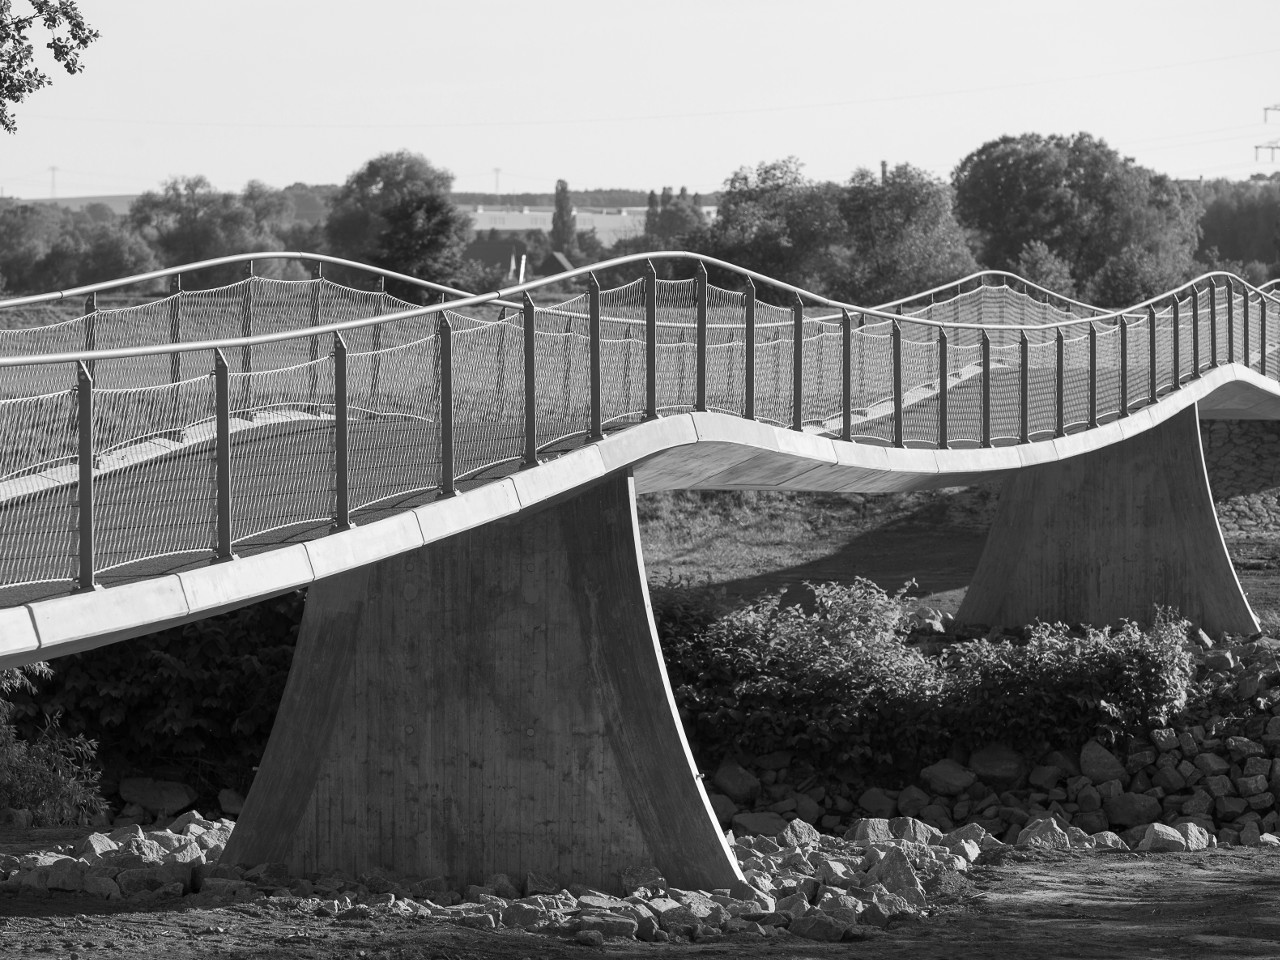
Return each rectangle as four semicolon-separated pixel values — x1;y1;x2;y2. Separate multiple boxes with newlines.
217;789;245;816
618;865;664;895
73;833;118;863
484;873;520;899
865;848;926;907
969;743;1026;789
1091;831;1129;851
778;818;819;848
1150;728;1179;752
857;787;897;818
755;751;792;771
732;811;789;837
82;875;121;900
713;759;761;805
859;890;917;928
1028;765;1063;790
1227;737;1266;762
1103;792;1161;828
789;913;850;941
895;785;930;817
920;759;976;796
1136;823;1187;852
1073;811;1110;834
1080;740;1128;785
1176;822;1213;851
845;818;894;844
524;871;560;896
890;816;942;846
579;913;639;939
1194;753;1230;777
793;795;823;825
575;929;605;946
1017;818;1071;850
118;778;198;817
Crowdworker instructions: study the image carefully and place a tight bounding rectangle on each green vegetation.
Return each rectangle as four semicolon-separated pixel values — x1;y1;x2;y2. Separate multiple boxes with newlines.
0;1;98;134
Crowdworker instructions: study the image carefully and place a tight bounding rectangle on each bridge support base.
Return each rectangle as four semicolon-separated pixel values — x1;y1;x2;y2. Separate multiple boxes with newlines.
222;471;743;894
958;405;1257;636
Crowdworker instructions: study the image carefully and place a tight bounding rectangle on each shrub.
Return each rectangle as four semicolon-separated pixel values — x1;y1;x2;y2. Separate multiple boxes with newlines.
0;666;106;824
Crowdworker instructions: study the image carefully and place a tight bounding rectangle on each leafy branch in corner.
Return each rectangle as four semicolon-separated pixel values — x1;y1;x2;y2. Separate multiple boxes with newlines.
0;1;99;133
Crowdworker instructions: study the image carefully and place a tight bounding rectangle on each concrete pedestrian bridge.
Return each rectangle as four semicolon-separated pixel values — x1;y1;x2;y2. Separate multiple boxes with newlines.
0;251;1276;894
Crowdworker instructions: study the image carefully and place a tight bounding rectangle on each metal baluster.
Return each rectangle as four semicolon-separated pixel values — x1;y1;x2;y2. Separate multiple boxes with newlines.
644;260;657;420
695;262;707;412
981;331;991;447
371;276;384;418
938;328;949;449
1019;331;1030;443
83;292;97;381
241;261;254;414
1243;284;1251;369
169;275;182;384
1227;278;1236;365
744;279;756;421
1148;305;1158;404
308;262;321;409
841;309;852;442
792;294;804;432
1119;316;1129;418
1262;296;1269;378
332;333;350;532
75;362;96;592
439;317;455;498
1210;280;1219;367
1191;285;1202;378
588;273;602;440
1088;323;1098;429
892;320;904;447
522;293;538;468
1055;329;1065;437
213;349;236;562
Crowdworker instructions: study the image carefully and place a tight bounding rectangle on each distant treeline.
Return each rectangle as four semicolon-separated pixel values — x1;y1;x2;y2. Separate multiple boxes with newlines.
0;135;1276;305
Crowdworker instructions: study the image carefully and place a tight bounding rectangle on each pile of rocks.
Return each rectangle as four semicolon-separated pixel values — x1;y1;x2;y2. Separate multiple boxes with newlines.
0;808;1137;943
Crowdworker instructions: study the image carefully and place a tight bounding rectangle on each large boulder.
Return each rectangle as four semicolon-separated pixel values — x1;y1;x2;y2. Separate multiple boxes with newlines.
968;743;1025;789
118;778;198;817
712;759;761;805
731;811;789;837
1103;792;1161;828
1080;741;1128;786
920;759;976;796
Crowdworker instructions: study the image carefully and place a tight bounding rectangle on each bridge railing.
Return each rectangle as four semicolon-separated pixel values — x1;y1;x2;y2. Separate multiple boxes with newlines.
0;252;1277;602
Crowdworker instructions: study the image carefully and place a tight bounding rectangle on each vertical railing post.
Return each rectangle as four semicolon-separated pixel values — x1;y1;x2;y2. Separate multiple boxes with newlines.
1227;277;1236;365
1210;279;1219;367
1019;331;1030;443
75;362;96;592
168;275;182;384
83;292;97;381
438;317;455;498
1192;285;1202;378
308;262;321;409
1148;305;1158;404
937;327;949;449
891;320;904;447
1088;323;1098;428
332;333;350;532
1055;329;1065;437
980;331;991;447
1172;299;1182;389
522;292;538;467
841;308;852;442
792;294;804;432
241;261;254;414
644;260;658;420
743;279;756;420
1119;316;1129;418
695;262;707;412
1262;296;1269;378
588;272;603;440
213;349;236;562
371;275;385;417
1243;284;1251;369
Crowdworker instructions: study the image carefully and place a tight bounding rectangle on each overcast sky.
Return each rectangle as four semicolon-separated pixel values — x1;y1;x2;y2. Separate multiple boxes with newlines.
4;0;1279;201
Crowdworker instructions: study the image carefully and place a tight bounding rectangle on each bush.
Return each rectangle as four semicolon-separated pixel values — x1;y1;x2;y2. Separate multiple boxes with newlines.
0;666;106;824
654;580;1196;781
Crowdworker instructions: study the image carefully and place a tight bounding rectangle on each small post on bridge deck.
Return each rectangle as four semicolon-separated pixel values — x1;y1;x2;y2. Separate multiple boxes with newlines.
169;275;182;384
332;333;351;533
588;273;603;440
1119;316;1129;418
743;278;756;421
1210;280;1219;368
1227;278;1236;365
1148;305;1158;404
241;261;255;414
1243;283;1251;370
213;349;237;563
841;309;852;442
83;292;97;380
981;331;992;447
792;294;804;432
369;275;386;418
1088;323;1098;429
1019;331;1030;443
644;261;658;421
937;327;949;449
522;293;538;469
1172;299;1182;389
1262;297;1269;378
439;317;456;498
1055;329;1065;438
1191;285;1202;378
695;262;707;413
308;262;321;409
891;320;904;447
75;362;96;593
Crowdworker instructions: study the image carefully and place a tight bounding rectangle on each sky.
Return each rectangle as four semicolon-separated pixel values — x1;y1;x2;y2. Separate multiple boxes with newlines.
3;0;1279;201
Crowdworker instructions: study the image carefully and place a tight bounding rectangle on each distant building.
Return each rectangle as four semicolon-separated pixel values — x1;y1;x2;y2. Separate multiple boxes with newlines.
463;205;717;247
461;240;521;281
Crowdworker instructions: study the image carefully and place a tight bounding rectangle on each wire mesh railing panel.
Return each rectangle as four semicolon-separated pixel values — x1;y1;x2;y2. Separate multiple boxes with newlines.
531;314;591;449
1061;332;1092;432
655;279;698;345
1127;318;1153;410
600;332;647;427
850;327;895;443
752;302;794;427
0;385;77;587
1027;340;1058;439
227;359;335;543
1094;325;1122;423
94;374;216;572
988;343;1021;443
598;279;646;336
944;341;984;445
0;321;85;398
801;330;843;427
900;334;940;446
347;334;442;511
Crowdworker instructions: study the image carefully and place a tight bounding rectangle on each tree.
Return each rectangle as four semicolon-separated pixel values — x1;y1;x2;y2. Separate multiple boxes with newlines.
951;133;1202;302
1015;240;1077;298
550;179;576;255
647;186;705;245
833;164;977;304
325;150;471;296
1;1;98;133
0;199;153;293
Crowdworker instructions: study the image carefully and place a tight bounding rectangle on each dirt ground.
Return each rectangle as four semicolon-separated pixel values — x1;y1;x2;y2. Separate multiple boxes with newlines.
3;845;1280;958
